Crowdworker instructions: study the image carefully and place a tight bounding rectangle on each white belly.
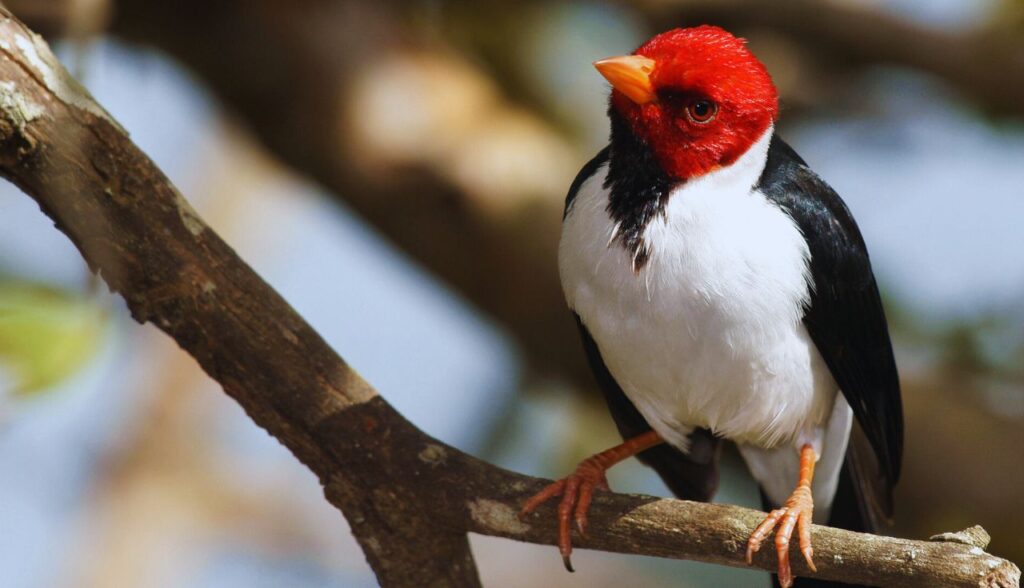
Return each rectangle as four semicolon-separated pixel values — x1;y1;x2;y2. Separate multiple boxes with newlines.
559;140;837;452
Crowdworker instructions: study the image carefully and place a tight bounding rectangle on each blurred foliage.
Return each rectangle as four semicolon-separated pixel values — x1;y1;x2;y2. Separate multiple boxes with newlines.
0;280;107;396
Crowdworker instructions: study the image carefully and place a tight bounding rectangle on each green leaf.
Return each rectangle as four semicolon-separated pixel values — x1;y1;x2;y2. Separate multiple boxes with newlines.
0;281;107;396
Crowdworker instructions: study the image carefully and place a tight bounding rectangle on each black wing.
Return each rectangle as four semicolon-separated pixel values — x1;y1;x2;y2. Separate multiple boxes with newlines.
758;136;903;521
565;149;721;501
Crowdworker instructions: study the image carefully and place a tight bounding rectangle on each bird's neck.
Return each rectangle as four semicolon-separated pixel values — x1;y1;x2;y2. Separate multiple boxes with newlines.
604;110;777;271
605;108;677;271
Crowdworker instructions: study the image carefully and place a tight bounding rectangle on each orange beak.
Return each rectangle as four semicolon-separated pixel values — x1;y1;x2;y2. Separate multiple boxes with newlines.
594;55;657;104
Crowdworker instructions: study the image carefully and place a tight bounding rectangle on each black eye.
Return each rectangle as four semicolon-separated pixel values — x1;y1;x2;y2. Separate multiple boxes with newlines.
686;99;718;124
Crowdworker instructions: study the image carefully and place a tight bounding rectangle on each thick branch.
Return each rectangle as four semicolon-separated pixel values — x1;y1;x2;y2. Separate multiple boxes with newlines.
0;8;1018;588
0;8;477;587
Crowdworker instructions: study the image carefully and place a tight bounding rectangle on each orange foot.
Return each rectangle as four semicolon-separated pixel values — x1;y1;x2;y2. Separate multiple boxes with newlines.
746;443;819;588
519;430;662;572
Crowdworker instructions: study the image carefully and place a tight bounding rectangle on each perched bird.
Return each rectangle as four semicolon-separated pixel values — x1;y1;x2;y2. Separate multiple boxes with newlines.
520;26;903;588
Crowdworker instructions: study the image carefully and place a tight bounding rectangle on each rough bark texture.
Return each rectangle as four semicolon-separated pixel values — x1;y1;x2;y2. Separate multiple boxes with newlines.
0;7;478;587
0;7;1019;588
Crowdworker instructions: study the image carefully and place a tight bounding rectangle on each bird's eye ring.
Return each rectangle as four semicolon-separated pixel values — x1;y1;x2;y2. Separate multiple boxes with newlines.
686;99;718;124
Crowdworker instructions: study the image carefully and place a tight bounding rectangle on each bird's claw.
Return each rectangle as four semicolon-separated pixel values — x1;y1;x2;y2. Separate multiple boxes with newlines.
519;458;610;572
746;485;816;588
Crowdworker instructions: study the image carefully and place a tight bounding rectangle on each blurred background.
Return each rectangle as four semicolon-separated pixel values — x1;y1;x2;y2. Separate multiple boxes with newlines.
0;0;1022;586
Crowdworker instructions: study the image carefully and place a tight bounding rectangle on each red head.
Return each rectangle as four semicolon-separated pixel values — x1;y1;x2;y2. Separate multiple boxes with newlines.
595;26;778;180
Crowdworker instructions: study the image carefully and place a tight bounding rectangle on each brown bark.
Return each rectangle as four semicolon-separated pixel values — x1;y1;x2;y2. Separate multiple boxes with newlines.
0;7;1019;588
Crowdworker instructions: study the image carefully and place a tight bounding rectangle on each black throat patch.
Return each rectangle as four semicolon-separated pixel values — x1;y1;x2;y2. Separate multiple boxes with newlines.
605;108;677;272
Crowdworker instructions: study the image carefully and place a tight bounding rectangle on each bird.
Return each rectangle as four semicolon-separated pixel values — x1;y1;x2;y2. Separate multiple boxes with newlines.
519;25;903;588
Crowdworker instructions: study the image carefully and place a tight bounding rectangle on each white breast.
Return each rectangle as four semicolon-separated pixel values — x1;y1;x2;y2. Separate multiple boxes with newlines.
559;128;837;451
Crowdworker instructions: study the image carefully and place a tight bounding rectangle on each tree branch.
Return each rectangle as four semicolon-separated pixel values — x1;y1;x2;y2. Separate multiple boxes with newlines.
0;7;1018;588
